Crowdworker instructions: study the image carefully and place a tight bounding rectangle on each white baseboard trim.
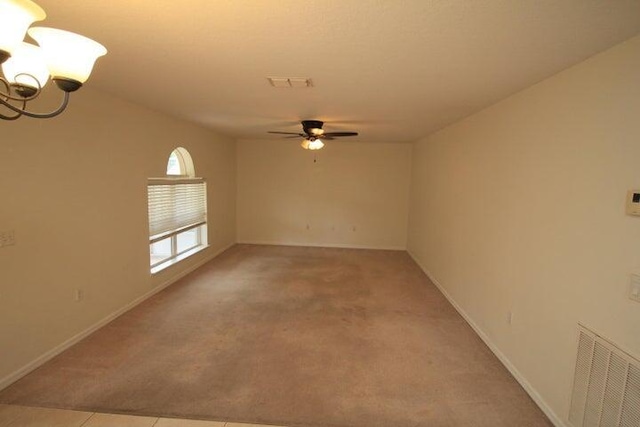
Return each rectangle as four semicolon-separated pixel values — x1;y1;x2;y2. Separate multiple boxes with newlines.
237;240;406;251
0;242;234;392
406;250;567;427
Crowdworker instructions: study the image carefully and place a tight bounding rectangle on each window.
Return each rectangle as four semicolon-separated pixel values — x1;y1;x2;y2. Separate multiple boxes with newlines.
166;151;182;175
148;148;207;273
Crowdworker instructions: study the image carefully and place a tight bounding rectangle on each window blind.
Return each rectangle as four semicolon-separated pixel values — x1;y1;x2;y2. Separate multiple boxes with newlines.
147;178;206;241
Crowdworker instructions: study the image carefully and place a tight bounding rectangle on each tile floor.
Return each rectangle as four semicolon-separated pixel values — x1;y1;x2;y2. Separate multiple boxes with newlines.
0;404;283;427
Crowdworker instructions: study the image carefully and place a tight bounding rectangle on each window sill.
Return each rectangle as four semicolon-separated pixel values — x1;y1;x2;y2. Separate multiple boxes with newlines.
150;244;209;275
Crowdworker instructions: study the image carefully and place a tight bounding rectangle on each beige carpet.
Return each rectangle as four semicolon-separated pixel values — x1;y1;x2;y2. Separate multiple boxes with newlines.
0;245;551;427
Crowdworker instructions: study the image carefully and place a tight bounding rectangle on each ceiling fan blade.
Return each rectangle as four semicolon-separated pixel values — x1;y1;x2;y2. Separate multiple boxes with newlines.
322;132;358;137
319;136;335;140
268;131;304;136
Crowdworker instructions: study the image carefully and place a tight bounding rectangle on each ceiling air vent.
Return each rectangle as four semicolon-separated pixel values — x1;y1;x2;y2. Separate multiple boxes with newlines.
569;324;640;427
267;77;313;88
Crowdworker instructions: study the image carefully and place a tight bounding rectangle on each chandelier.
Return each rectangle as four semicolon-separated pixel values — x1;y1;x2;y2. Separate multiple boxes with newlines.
0;0;107;120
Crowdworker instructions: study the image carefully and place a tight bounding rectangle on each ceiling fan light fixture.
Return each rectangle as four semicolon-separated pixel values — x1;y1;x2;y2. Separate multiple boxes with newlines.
308;138;324;150
301;138;324;150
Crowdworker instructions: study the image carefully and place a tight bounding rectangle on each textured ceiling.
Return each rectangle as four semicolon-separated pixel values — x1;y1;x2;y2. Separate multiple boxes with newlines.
33;0;640;142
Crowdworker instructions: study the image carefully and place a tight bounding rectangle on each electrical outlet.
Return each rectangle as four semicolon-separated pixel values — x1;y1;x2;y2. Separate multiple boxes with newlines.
75;289;84;302
507;311;513;325
0;230;15;248
630;274;640;303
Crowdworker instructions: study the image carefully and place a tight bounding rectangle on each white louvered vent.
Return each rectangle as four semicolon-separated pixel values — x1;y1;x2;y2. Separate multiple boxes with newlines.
569;325;640;427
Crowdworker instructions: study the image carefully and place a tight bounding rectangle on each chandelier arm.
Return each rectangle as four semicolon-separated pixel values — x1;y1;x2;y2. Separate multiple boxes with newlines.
0;77;42;101
0;78;10;102
0;102;25;120
0;91;70;119
0;78;25;119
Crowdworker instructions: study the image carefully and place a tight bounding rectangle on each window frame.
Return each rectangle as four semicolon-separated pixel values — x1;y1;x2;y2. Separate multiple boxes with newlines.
148;148;208;273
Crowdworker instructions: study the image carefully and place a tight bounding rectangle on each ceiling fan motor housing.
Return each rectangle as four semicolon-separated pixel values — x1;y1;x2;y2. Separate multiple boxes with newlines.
302;120;324;134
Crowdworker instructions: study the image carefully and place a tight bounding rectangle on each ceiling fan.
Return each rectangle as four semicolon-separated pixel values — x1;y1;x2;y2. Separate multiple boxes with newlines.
268;120;358;150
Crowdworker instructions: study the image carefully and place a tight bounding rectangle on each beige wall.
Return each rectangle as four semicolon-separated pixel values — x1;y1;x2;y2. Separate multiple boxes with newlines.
407;35;640;425
237;139;411;250
0;88;236;385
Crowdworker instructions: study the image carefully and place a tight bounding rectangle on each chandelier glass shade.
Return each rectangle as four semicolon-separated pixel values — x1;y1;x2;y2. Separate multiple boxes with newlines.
0;0;45;55
2;42;49;90
28;27;107;84
0;0;107;120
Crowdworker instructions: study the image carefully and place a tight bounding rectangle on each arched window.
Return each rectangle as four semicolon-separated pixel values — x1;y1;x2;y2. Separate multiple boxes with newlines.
147;148;208;272
166;147;195;177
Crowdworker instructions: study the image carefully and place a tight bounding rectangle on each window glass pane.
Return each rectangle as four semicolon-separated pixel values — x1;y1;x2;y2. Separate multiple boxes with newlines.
150;236;172;266
167;151;181;175
177;227;199;254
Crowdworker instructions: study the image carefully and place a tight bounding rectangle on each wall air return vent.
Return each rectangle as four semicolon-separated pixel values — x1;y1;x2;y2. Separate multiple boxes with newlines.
569;324;640;427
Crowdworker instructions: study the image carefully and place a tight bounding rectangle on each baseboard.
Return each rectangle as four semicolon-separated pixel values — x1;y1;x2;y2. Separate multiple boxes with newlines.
406;250;568;427
237;240;406;251
0;242;234;392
